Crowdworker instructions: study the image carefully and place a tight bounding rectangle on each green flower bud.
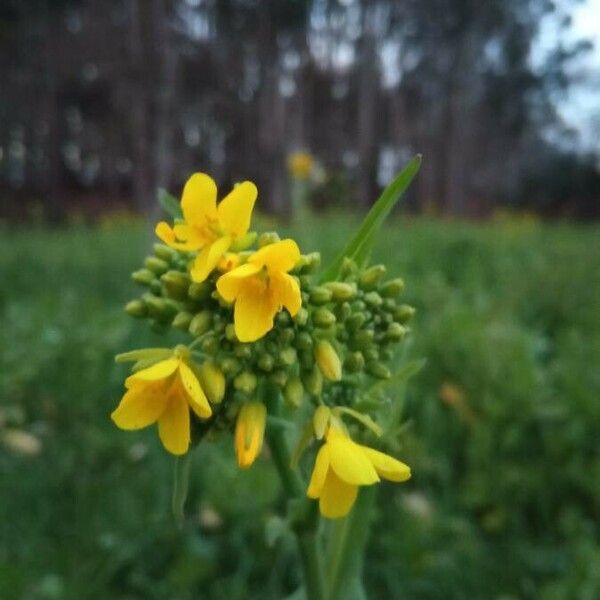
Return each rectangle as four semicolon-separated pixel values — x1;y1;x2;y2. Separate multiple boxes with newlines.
278;328;295;345
336;302;352;322
325;282;356;302
312;308;336;328
346;313;367;333
201;335;219;355
279;347;298;367
188;281;212;301
366;362;391;379
153;243;177;262
302;368;323;397
296;252;321;273
220;357;242;376
270;369;288;388
234;344;252;359
380;278;405;298
257;354;275;372
161;270;190;300
225;323;236;341
189;311;212;337
364;291;383;308
394;304;416;324
276;311;291;326
234;372;257;395
284;377;304;408
125;299;147;318
359;265;386;289
131;269;155;286
258;231;280;248
314;340;342;381
172;311;193;330
351;329;375;350
295;331;313;351
340;257;357;277
363;348;379;362
313;405;331;439
310;286;333;305
344;351;365;373
386;322;407;341
144;256;169;275
294;307;309;326
230;231;257;251
299;349;314;370
145;296;176;320
351;300;366;312
198;362;226;404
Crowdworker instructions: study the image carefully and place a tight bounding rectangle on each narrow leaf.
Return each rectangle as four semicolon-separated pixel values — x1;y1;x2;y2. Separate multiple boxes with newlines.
320;155;421;281
158;188;182;219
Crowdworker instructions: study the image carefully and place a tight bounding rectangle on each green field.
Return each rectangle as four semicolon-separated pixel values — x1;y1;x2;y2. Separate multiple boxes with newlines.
1;216;599;599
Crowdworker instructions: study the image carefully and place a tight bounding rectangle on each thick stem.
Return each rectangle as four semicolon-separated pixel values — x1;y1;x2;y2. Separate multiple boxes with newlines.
171;451;192;527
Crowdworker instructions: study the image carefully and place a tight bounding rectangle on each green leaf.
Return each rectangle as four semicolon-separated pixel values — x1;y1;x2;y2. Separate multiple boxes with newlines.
157;188;182;219
320;155;422;281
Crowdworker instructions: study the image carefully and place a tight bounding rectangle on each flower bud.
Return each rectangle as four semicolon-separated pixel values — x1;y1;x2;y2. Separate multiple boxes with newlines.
296;252;321;273
313;406;331;440
145;296;176;320
344;351;365;373
161;270;190;300
295;331;313;351
394;304;416;324
340;257;357;277
230;231;257;251
172;311;193;330
312;308;336;328
188;281;212;301
258;231;280;248
380;278;405;298
386;322;407;341
189;311;212;337
336;302;352;322
235;401;267;469
234;344;252;359
346;313;366;333
258;354;275;372
310;286;333;305
144;256;169;275
364;291;383;308
201;335;219;355
366;362;391;379
315;340;342;382
284;377;304;408
302;368;323;397
299;349;315;370
125;299;147;318
351;329;375;350
131;269;155;286
359;264;386;289
278;328;295;345
270;369;288;388
234;372;258;395
220;357;241;376
294;307;309;326
279;347;298;367
363;348;379;362
198;361;226;404
225;323;237;341
325;282;356;302
153;243;177;262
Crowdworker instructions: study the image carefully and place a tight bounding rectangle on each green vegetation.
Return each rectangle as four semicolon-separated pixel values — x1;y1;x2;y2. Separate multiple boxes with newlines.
1;216;598;599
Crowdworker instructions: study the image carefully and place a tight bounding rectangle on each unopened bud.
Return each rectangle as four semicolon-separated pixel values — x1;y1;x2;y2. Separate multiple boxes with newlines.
364;291;383;308
198;362;226;404
344;351;365;373
188;281;211;301
366;362;391;379
313;406;331;439
380;278;405;298
394;304;416;324
258;231;280;248
161;270;190;300
351;329;375;350
234;344;252;359
125;299;147;318
346;313;366;333
131;269;155;286
269;369;288;388
336;302;352;322
172;311;193;330
296;252;321;273
145;296;176;319
278;328;295;345
225;323;236;341
235;401;266;469
258;354;275;372
284;377;304;408
201;334;219;354
310;286;333;305
234;372;257;395
299;349;314;370
359;265;386;289
144;256;169;275
386;322;407;341
294;307;309;326
220;357;241;376
230;231;257;251
279;347;297;366
312;308;336;328
189;311;212;337
340;257;357;277
325;282;356;302
302;368;323;396
295;332;313;351
315;340;342;381
153;243;176;262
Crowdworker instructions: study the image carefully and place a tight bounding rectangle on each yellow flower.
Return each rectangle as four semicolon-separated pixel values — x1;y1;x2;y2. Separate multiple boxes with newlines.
288;151;314;180
111;351;212;455
155;173;257;282
234;401;267;469
216;239;302;342
307;427;411;519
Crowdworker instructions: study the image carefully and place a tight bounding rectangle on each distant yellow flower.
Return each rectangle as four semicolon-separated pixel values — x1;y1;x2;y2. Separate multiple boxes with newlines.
155;173;257;282
307;427;411;518
111;349;212;455
234;401;267;469
216;239;302;342
288;151;314;180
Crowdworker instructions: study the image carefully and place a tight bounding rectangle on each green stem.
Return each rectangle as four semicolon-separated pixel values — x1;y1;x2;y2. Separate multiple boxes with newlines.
264;385;326;600
172;451;193;527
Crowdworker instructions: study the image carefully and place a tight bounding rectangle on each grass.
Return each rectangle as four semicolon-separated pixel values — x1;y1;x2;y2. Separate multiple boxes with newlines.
1;215;599;599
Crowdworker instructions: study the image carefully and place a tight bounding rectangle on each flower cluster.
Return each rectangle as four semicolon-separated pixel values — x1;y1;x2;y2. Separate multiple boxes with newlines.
113;172;415;518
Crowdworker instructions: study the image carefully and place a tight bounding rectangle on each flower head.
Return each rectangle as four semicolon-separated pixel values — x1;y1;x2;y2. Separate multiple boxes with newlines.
111;347;212;455
155;173;257;282
234;401;267;469
288;151;314;180
307;426;411;518
216;239;302;342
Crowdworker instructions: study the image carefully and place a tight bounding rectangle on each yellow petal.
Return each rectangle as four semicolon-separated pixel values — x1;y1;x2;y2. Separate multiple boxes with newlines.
126;358;179;386
327;432;379;485
361;447;411;482
234;401;266;469
216;262;263;301
249;239;300;273
158;395;190;455
270;272;301;316
319;470;358;518
155;222;198;251
233;279;278;342
307;444;331;498
111;385;168;430
173;224;207;247
217;181;257;237
181;173;218;226
178;362;212;419
190;236;232;282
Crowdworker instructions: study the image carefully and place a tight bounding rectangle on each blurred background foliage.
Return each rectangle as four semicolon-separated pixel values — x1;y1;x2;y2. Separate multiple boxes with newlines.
1;216;598;598
0;0;599;222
